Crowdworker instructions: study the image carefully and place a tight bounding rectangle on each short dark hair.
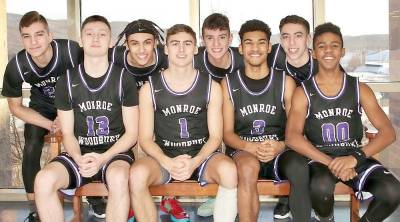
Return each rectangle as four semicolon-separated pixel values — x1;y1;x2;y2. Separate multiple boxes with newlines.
313;22;343;49
81;15;111;31
166;24;197;45
19;11;49;32
201;13;230;36
279;15;310;34
239;19;271;42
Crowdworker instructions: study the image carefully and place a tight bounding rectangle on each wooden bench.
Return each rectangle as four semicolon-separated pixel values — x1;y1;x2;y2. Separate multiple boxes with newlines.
45;133;362;222
71;180;360;222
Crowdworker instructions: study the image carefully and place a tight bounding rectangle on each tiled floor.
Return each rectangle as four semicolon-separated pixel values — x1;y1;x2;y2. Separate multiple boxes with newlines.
0;199;399;222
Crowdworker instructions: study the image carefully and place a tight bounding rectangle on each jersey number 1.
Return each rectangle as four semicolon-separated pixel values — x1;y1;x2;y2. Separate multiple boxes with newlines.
179;118;189;139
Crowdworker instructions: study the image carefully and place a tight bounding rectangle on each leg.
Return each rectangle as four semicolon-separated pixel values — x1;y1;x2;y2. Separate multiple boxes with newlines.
204;153;238;222
360;169;400;222
105;160;131;222
279;150;311;221
309;162;337;220
34;162;70;222
278;151;310;219
22;124;47;202
129;157;165;222
230;152;259;222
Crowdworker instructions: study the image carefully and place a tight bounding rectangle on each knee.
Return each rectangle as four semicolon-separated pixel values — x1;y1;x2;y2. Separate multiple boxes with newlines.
129;164;150;192
376;180;400;208
107;165;129;191
216;159;237;188
310;175;335;199
236;160;259;183
34;169;58;195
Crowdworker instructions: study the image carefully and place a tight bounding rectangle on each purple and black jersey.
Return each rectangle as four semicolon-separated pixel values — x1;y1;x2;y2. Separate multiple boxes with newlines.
268;43;317;85
194;46;243;82
55;63;138;153
225;68;286;154
2;39;82;114
149;70;211;158
302;74;363;156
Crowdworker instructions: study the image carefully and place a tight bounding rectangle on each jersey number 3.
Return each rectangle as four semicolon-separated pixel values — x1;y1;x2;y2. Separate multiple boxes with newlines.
251;120;266;135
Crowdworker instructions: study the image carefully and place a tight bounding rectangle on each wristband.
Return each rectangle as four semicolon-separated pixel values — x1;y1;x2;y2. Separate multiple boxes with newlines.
350;149;367;168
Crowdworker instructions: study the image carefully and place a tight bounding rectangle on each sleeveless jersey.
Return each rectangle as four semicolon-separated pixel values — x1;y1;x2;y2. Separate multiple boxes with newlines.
63;63;127;153
149;70;211;158
225;69;286;153
110;45;168;88
268;43;317;85
302;74;363;156
1;39;81;113
194;46;243;82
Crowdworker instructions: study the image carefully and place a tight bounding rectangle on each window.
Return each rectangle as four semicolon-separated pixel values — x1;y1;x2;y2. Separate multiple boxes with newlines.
6;0;68;59
81;0;190;44
325;0;398;82
200;0;313;46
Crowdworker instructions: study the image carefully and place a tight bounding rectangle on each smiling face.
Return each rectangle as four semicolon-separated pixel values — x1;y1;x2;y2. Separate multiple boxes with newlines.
313;32;345;71
239;31;270;67
280;23;310;63
202;28;232;60
126;32;157;67
165;31;197;68
20;22;53;58
81;21;111;58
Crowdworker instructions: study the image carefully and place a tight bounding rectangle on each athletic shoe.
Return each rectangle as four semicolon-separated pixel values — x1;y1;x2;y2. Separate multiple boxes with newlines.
196;198;215;217
128;208;135;222
314;213;335;222
160;197;190;221
273;201;291;219
24;212;40;222
88;198;106;219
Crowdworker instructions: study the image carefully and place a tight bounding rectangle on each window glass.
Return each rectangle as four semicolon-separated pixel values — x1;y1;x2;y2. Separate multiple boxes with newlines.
81;0;190;44
200;0;313;46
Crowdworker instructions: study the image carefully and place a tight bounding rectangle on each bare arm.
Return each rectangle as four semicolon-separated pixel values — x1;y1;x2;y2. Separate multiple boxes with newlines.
58;109;81;160
101;105;139;161
283;75;296;116
221;78;254;153
8;97;54;130
285;87;332;166
138;83;175;170
359;83;395;157
192;80;223;166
